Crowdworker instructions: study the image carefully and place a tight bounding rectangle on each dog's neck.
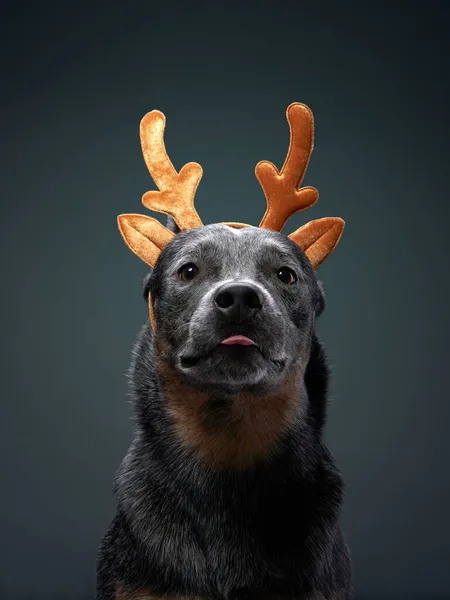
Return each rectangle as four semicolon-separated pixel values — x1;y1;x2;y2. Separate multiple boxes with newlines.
155;350;306;470
127;325;329;477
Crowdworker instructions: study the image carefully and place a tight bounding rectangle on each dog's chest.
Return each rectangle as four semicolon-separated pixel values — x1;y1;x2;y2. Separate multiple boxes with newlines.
180;501;313;598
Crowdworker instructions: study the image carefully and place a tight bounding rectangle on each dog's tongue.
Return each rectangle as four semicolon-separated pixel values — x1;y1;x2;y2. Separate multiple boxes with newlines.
221;335;255;346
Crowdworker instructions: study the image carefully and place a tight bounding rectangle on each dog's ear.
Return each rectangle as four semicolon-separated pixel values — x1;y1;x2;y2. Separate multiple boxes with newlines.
141;219;178;302
166;215;180;234
142;272;152;301
316;280;326;316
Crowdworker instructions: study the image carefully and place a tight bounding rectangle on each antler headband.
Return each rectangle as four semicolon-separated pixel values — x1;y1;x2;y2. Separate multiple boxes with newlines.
118;102;344;274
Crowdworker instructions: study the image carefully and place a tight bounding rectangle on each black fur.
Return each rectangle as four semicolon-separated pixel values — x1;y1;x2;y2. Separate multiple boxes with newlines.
97;224;353;600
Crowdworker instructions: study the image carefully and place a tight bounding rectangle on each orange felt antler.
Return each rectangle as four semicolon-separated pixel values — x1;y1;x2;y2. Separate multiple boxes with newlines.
255;102;344;269
140;111;203;231
256;103;319;232
118;102;345;283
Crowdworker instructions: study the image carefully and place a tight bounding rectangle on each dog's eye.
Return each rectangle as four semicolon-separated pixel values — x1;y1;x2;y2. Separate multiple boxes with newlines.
177;263;199;281
277;266;297;285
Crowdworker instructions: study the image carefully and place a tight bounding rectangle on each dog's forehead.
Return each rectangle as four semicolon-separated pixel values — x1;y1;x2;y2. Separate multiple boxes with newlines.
169;223;298;261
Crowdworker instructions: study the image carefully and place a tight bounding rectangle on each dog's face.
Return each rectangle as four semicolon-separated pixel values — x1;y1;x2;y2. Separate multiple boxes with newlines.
147;224;324;393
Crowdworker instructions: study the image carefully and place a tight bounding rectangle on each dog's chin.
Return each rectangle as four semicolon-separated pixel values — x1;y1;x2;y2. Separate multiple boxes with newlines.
177;343;287;393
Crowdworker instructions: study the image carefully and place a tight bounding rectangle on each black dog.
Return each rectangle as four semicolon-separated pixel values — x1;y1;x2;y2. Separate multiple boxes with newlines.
96;219;353;600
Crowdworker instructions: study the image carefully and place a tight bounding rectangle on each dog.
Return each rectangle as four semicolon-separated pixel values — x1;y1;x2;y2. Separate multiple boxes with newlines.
96;215;353;600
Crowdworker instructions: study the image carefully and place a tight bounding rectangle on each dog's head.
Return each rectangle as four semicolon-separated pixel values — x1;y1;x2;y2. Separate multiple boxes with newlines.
118;103;342;393
144;224;325;393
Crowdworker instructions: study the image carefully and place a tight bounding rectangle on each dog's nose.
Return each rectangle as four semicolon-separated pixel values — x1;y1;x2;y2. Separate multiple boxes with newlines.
214;283;263;323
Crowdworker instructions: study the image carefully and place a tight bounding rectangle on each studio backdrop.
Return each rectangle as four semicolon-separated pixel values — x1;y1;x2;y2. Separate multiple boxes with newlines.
1;1;449;599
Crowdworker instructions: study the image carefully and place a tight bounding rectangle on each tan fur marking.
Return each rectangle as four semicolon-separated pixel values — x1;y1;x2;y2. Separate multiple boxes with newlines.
116;586;204;600
116;587;325;600
155;340;303;469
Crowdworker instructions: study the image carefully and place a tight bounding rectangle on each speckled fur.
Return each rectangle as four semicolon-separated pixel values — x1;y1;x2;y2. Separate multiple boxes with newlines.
96;220;353;600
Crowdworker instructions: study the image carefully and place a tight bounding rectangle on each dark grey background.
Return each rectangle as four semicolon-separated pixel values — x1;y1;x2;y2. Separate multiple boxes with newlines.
1;1;449;599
